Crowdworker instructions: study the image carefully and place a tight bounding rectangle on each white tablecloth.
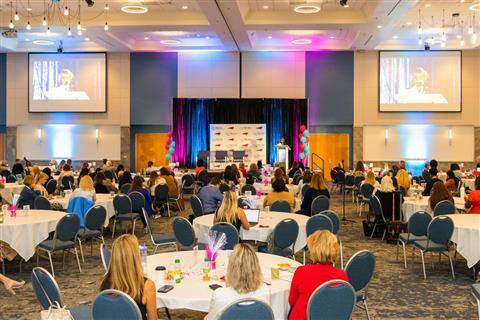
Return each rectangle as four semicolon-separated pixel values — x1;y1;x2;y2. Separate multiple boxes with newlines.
239;195;301;212
146;250;300;319
51;193;115;227
0;183;25;204
253;183;298;196
193;213;308;253
0;210;66;261
402;196;465;221
450;214;480;268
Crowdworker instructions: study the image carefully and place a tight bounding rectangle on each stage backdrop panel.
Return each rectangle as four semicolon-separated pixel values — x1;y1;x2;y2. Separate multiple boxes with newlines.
210;124;266;165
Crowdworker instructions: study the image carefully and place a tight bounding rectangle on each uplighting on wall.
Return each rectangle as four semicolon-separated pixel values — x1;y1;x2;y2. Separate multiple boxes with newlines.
37;128;42;141
95;128;99;143
385;128;389;144
448;128;453;145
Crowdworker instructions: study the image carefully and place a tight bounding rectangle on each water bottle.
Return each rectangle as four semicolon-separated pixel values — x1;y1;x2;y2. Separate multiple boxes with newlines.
202;258;211;281
139;244;147;272
174;258;181;284
460;185;466;199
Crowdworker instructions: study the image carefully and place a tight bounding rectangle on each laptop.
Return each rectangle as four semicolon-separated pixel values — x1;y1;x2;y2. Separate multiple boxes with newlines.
244;209;260;227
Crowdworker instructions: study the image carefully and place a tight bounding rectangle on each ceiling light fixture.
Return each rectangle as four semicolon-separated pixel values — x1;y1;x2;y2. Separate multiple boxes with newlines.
425;3;431;7
182;5;188;9
144;36;149;40
263;5;269;9
377;25;382;29
26;21;31;30
64;6;69;16
329;36;335;39
393;35;398;39
291;38;312;44
294;4;321;14
33;39;54;45
407;21;412;25
267;35;272;39
85;37;90;41
121;4;148;14
160;39;181;45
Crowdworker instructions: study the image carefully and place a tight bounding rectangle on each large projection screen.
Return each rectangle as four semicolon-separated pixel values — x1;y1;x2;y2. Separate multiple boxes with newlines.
29;52;107;112
379;51;461;112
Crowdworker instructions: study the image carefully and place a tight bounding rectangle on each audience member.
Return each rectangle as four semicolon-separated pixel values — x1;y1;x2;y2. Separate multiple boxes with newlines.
0;273;24;295
33;173;49;196
159;167;178;196
246;163;262;182
450;163;462;180
444;170;459;194
423;168;441;196
363;171;380;190
41;167;54;184
466;176;480;214
197;177;224;214
71;175;96;202
58;164;74;184
396;168;411;192
146;160;159;174
238;162;247;178
11;161;25;177
300;173;330;216
353;161;365;177
130;175;153;222
429;181;453;212
17;176;40;209
223;165;239;185
214;191;249;231
94;172;110;194
195;159;206;176
118;170;133;188
297;170;313;197
263;178;295;211
288;161;301;178
379;175;396;192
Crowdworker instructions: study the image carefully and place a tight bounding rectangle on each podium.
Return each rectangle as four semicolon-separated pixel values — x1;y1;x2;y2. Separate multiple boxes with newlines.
276;144;290;169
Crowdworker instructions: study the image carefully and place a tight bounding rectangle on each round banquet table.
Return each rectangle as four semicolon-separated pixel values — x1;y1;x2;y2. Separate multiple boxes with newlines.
0;183;25;204
51;193;116;227
0;210;66;261
449;214;480;268
239;195;301;212
402;196;465;221
462;178;475;190
146;250;300;319
193;213;308;253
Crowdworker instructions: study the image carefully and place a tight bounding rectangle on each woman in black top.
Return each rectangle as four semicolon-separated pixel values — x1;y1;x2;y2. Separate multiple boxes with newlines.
94;171;110;194
300;173;330;216
118;170;133;188
41;167;54;185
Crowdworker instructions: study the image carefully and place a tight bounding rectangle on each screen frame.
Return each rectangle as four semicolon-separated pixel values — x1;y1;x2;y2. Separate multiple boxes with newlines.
377;50;462;113
28;52;108;113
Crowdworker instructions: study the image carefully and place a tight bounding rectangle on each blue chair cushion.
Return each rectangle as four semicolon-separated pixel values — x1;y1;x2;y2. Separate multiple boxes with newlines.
78;228;102;239
257;245;268;253
116;213;140;221
179;243;206;251
153;234;176;244
398;233;427;244
413;240;448;252
38;239;76;251
70;304;92;320
472;284;480;300
272;247;293;258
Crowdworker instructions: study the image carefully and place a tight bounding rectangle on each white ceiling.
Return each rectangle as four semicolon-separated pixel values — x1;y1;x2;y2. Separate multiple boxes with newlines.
0;0;479;52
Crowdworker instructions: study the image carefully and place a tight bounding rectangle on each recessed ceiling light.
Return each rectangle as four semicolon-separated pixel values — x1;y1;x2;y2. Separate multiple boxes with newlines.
393;35;399;39
121;4;148;14
205;36;210;39
263;5;269;9
407;21;413;25
460;0;465;2
294;4;321;14
160;39;181;45
182;5;188;9
26;7;32;11
85;37;90;41
144;37;149;40
33;39;54;45
291;38;312;45
329;36;335;39
267;35;273;39
425;3;431;7
82;28;86;31
25;38;30;41
377;25;383;29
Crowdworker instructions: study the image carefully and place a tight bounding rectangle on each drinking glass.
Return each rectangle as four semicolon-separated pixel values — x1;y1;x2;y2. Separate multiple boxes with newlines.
23;205;30;216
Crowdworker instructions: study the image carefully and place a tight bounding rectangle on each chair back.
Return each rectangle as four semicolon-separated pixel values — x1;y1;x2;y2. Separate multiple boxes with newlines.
197;169;210;186
273;218;299;250
210;222;239;250
311;195;330;215
427;216;454;245
433;200;456;216
6;175;16;183
54;214;80;242
172;217;196;247
345;175;355;187
61;176;74;190
191;195;204;217
354;176;365;189
306;214;333;237
369;196;386;223
219;298;274;320
0;169;10;177
336;171;346;183
344;250;376;294
182;174;195;187
46;179;57;195
34;196;52;210
100;243;110;272
360;183;375;199
320;210;340;234
154;184;169;202
408;211;432;237
113;194;133;215
219;184;230;193
241;184;257;195
330;169;338;182
92;289;142;320
129;191;146;213
237;197;252;209
31;267;63;309
84;205;107;231
307;279;355;320
301;184;310;198
104;170;115;181
120;183;132;195
293;174;303;185
270;201;291;213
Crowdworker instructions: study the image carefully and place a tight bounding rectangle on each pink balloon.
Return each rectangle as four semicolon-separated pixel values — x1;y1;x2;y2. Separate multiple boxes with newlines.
298;133;304;139
167;132;173;138
300;125;306;132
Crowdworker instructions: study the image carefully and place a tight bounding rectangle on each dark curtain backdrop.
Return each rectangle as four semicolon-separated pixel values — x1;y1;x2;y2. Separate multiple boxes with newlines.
172;98;307;167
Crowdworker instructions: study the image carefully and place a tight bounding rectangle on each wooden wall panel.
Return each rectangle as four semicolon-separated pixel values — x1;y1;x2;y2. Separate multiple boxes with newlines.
0;134;5;160
309;133;349;180
135;133;168;172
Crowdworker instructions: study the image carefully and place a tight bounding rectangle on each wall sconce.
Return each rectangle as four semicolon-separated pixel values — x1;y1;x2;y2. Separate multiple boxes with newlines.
384;128;389;144
37;128;42;142
95;128;99;144
448;128;453;145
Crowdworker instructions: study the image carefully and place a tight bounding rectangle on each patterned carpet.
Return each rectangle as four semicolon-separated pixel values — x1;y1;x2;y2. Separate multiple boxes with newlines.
1;188;477;320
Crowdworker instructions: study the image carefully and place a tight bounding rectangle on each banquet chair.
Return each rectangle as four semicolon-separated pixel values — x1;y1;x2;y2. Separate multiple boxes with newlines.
61;176;75;190
471;284;480;320
270;201;291;213
129;191;146;216
210;222;239;250
396;211;431;269
78;205;106;262
241;184;257;195
311;195;330;215
112;195;140;238
301;184;310;199
190;195;204;217
359;183;375;217
344;250;376;320
104;170;115;181
259;218;299;258
31;267;91;320
36;214;82;278
219;298;274;320
182;174;196;195
172;217;204;250
67;196;94;228
354;176;365;200
433;200;456;216
169;180;184;211
335;171;346;193
153;184;171;217
45;179;57;195
34;196;52;210
307;279;356;320
369;195;390;240
330;170;339;192
412;215;455;279
320;210;344;268
100;243;110;272
120;183;132;195
92;289;142;320
141;208;176;254
303;214;333;264
344;175;356;202
219;183;230;193
6;174;16;183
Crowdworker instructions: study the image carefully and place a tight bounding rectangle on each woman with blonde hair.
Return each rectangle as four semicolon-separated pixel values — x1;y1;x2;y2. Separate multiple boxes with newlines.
300;173;330;216
100;234;157;320
396;168;411;192
288;230;348;320
71;175;96;202
363;171;380;189
33;172;49;196
207;243;270;320
214;191;250;231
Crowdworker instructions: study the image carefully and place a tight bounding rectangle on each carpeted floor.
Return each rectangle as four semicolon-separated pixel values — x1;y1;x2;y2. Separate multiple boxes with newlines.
1;187;477;319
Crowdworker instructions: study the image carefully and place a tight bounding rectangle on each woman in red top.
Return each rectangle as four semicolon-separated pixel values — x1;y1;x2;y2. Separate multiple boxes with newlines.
466;176;480;214
288;230;348;320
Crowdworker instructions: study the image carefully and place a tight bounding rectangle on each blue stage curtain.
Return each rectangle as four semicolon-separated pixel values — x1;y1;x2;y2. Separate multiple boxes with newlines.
268;99;283;165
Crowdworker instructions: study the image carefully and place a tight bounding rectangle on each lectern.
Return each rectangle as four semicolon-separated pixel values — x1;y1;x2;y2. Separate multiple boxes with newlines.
276;144;290;168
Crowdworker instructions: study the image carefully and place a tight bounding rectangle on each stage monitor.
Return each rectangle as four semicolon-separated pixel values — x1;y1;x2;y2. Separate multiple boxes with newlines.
29;52;107;113
379;51;461;112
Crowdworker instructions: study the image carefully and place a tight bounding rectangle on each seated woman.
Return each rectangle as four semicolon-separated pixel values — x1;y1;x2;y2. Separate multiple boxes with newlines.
158;167;178;197
429;181;453;212
207;243;270;320
289;230;348;320
300;173;330;216
78;167;90;181
238;162;247;178
214;191;250;231
118;170;133;189
465;176;480;214
271;168;287;184
396;168;411;192
100;234;158;320
130;175;154;222
444;170;459;194
11;161;25;178
450;163;463;180
71;175;96;202
17;176;40;209
58;164;74;185
195;159;206;176
41;167;54;185
362;171;380;189
353;161;365;177
379;175;395;192
263;179;295;211
246;163;262;182
223;166;239;185
33;173;49;197
297;170;313;197
288;161;301;178
94;171;110;194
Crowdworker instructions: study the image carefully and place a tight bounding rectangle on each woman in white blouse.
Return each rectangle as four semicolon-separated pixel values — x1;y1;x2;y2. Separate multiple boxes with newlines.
207;243;270;320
